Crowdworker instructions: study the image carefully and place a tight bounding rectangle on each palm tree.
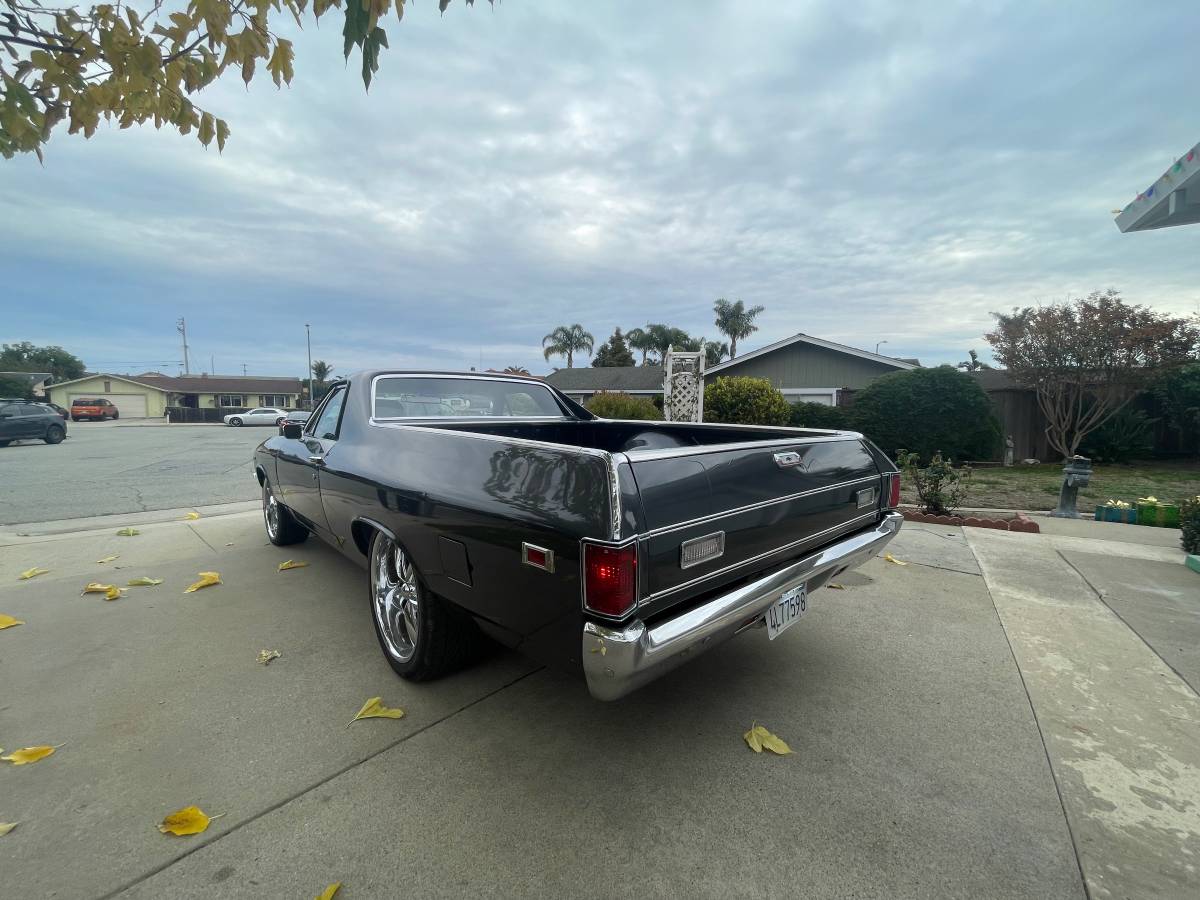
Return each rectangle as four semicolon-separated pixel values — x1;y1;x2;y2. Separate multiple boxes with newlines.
503;365;532;376
542;324;595;368
713;298;765;359
626;327;655;366
957;349;991;372
644;324;695;364
311;360;333;381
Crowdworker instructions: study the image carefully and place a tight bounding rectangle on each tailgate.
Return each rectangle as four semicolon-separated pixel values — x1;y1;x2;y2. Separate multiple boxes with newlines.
628;437;885;617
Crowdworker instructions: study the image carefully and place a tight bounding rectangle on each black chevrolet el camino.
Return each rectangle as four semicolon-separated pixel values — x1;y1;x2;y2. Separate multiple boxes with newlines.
253;371;902;700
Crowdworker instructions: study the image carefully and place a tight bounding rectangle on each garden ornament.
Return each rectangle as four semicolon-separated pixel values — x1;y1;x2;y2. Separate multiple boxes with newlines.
1051;456;1092;519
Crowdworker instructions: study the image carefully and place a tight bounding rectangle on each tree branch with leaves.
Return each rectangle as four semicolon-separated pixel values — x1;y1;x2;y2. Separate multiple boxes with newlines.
0;0;489;160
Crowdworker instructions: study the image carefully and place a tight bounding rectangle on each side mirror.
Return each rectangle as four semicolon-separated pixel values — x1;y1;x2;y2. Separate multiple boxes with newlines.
282;423;303;439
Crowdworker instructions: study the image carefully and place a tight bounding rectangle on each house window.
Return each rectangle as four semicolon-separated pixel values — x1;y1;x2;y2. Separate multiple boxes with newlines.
217;395;245;407
260;394;288;407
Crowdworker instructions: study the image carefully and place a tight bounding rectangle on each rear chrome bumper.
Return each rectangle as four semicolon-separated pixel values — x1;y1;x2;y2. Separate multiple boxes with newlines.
582;511;903;701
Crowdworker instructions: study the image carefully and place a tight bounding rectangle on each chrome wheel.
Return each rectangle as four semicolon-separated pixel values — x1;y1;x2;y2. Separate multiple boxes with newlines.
371;534;420;663
264;487;280;539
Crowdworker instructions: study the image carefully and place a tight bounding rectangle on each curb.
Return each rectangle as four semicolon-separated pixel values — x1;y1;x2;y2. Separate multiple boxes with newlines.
901;509;1040;534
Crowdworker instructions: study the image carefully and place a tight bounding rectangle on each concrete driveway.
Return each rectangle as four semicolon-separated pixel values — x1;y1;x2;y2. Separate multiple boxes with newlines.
0;510;1195;899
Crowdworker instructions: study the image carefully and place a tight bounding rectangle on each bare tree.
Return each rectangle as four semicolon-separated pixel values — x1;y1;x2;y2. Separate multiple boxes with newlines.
986;290;1199;459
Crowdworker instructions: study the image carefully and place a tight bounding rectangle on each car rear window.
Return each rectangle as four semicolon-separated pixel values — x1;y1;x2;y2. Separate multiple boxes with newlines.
373;377;565;419
72;398;96;405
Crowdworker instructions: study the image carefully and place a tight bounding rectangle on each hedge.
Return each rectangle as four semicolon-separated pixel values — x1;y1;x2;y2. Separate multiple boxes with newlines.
585;391;664;421
703;376;791;426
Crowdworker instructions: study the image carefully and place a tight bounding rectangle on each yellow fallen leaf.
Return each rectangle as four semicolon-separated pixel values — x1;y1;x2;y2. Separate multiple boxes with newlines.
0;822;17;836
883;553;908;566
2;745;58;765
157;805;223;836
317;884;342;900
348;696;405;727
116;528;140;537
96;555;119;564
81;583;123;601
18;567;48;580
0;614;24;629
826;583;844;590
278;560;309;571
184;572;222;593
127;577;164;587
184;512;201;520
743;724;792;756
257;649;281;665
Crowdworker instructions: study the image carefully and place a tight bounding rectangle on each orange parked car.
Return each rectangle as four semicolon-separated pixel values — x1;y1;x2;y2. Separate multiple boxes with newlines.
70;397;119;421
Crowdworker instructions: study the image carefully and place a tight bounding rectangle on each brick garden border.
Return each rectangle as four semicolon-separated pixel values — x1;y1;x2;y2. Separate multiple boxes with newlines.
901;509;1040;533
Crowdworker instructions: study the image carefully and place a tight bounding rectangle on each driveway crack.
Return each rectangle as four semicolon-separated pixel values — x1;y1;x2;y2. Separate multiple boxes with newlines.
96;665;543;900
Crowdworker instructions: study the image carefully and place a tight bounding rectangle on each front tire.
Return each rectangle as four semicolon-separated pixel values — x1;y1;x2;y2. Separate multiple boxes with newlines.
112;411;119;420
229;417;243;427
44;425;65;445
368;530;480;681
0;439;10;447
262;481;307;546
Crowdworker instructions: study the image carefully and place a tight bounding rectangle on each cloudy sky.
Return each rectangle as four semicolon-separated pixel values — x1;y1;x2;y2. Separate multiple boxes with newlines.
3;0;1198;379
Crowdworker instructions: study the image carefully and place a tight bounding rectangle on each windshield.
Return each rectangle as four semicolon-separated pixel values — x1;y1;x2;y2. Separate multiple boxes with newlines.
373;376;565;419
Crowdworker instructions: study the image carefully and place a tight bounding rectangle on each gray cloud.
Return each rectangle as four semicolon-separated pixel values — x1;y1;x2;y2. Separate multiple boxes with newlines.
3;0;1198;377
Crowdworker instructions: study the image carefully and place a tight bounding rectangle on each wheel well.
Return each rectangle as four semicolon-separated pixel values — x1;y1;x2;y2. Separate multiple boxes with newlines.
254;466;267;486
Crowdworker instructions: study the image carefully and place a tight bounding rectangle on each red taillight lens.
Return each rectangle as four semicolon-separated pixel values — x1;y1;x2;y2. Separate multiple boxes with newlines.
888;472;901;509
583;542;637;618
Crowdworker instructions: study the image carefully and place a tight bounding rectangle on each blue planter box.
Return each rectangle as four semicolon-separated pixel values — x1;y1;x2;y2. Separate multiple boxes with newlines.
1095;506;1137;524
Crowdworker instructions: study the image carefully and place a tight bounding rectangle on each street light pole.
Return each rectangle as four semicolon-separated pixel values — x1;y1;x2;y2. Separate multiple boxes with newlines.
305;323;313;410
875;340;888;355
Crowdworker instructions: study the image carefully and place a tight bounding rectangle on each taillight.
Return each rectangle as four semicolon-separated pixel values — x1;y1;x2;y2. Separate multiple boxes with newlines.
583;541;638;618
887;472;901;509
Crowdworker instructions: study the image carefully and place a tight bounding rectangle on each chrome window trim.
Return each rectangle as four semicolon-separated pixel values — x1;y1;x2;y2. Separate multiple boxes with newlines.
368;372;572;421
641;474;879;538
640;510;881;605
580;534;641;620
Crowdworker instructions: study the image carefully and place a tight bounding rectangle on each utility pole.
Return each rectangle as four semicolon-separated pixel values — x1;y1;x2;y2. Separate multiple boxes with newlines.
210;354;215;374
242;363;248;376
305;323;313;410
177;318;190;374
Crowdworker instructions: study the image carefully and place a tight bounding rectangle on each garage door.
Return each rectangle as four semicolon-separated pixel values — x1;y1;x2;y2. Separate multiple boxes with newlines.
69;393;148;418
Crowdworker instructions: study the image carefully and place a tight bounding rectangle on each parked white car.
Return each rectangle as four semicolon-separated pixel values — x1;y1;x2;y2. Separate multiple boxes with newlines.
223;407;288;427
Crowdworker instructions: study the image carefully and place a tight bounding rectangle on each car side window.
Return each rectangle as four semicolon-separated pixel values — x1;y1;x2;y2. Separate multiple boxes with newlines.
310;387;346;441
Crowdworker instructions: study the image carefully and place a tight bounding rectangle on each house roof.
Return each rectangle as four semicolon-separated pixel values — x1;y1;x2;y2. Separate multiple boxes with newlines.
47;372;304;395
706;333;918;375
544;366;665;393
136;373;304;394
1115;139;1200;232
968;368;1021;391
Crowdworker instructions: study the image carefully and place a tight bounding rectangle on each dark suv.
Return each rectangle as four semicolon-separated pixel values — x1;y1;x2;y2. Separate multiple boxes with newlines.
0;399;68;446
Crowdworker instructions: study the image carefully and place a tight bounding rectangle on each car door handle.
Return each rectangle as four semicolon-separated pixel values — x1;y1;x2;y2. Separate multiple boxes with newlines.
308;455;325;465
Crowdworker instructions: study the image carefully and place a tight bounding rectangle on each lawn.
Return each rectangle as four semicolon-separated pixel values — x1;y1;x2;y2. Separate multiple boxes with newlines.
900;460;1200;513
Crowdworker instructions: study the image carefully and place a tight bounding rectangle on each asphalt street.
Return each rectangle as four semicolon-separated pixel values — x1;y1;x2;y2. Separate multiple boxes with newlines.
0;422;267;525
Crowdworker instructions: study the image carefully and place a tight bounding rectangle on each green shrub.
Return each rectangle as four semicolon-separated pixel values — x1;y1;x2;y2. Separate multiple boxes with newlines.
1079;407;1156;464
1182;495;1200;555
848;365;1000;462
897;450;973;515
789;401;850;431
703;376;791;426
585;391;664;421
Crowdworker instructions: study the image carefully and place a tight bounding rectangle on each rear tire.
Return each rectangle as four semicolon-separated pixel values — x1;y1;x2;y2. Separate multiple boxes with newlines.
262;481;308;546
0;440;10;447
112;411;119;420
44;425;65;445
368;530;481;681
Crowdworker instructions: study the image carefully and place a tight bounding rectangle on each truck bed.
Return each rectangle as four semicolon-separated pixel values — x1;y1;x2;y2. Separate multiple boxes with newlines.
419;418;891;619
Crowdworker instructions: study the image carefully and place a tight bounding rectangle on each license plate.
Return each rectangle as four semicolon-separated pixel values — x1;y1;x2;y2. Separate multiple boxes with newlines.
765;583;808;640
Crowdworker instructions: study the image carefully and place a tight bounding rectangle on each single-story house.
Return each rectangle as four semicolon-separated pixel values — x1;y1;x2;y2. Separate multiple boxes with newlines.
545;365;667;404
46;373;304;419
545;333;918;406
